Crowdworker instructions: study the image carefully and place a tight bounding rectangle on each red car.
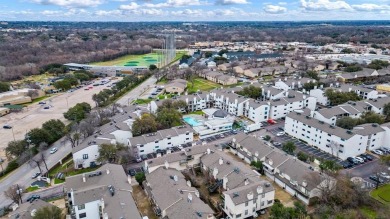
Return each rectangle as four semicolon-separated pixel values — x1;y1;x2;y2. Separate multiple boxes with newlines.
267;119;277;124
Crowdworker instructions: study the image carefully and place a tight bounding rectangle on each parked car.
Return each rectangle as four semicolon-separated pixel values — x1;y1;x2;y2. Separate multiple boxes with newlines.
38;101;46;105
50;147;58;154
380;172;390;180
43;106;50;109
278;127;284;131
3;125;12;129
369;175;384;184
276;132;285;136
360;154;373;161
341;161;353;169
31;172;41;179
347;157;359;165
26;195;40;203
84;88;89;90
128;169;136;176
372;149;384;155
381;147;390;154
273;142;281;146
354;157;365;163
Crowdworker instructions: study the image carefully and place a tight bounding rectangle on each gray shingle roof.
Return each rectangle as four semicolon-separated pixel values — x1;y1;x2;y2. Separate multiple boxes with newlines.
224;180;274;205
144;167;214;219
9;199;54;219
65;164;141;219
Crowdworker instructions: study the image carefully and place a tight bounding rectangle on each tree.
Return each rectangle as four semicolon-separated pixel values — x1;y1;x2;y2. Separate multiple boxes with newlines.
27;128;50;146
360;111;385;124
135;172;146;186
324;89;361;106
5;140;28;160
63;102;91;122
336;117;359;129
149;64;157;71
282;141;296;155
269;201;306;219
0;81;10;92
4;185;23;204
302;82;320;91
27;90;39;99
297;151;309;162
305;70;320;80
264;135;271;141
97;143;125;163
74;72;90;82
344;65;362;72
236;85;262;99
53;80;71;91
132;113;158;136
319;160;341;172
383;102;390;121
204;51;213;58
367;60;389;70
156;108;182;129
42;119;65;143
250;161;263;174
33;206;63;219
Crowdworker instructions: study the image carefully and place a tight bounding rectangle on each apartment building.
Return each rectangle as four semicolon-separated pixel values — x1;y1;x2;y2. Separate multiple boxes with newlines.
144;166;215;219
200;149;275;219
243;99;270;123
128;125;194;156
285;111;370;160
231;133;333;204
274;77;316;91
311;102;367;125
72;138;113;169
65;164;141;219
269;91;316;120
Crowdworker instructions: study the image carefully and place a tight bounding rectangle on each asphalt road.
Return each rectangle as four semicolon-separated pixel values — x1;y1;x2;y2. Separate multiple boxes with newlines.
0;76;157;207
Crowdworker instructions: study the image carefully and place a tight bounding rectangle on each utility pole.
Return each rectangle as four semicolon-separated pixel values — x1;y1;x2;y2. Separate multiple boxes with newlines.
16;184;23;204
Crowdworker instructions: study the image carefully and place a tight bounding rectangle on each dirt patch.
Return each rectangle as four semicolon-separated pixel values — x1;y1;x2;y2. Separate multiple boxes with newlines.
260;176;297;207
49;198;67;216
132;185;158;219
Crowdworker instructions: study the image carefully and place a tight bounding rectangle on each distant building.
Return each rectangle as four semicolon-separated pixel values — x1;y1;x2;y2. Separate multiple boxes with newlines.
165;79;187;94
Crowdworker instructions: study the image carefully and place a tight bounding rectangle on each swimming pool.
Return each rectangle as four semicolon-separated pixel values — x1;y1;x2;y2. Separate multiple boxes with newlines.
183;117;202;127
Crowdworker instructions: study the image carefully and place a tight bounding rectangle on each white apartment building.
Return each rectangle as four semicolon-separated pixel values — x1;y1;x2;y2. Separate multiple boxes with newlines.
274;77;316;91
285;111;368;160
243;99;270;123
269;91;316;120
128;125;194;156
311;102;366;125
72;138;114;169
211;91;248;116
223;181;275;219
65;164;141;219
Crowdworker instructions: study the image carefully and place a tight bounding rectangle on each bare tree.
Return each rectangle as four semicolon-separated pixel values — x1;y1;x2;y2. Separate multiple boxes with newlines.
26;90;39;99
4;185;24;204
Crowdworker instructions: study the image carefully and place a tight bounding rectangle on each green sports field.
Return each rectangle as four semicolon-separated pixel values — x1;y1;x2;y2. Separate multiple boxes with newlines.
92;51;187;67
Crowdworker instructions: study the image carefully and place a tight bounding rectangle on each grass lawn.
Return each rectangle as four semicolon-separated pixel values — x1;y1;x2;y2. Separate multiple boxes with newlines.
134;98;153;105
22;95;52;106
188;111;204;115
262;75;274;81
157;94;175;99
187;78;220;94
25;186;40;193
48;158;100;184
370;184;390;204
157;77;169;85
360;206;377;219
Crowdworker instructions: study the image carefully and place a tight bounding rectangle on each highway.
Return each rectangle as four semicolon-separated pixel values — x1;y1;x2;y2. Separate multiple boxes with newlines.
0;76;157;208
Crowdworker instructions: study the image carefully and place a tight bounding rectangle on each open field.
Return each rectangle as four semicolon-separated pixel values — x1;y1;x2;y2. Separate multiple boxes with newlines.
370;184;390;204
92;51;187;67
187;78;221;93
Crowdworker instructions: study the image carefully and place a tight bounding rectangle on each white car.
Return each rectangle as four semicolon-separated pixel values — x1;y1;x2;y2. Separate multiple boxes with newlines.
380;172;390;179
372;149;384;155
354;157;365;164
381;147;390;154
276;132;285;136
50;147;58;154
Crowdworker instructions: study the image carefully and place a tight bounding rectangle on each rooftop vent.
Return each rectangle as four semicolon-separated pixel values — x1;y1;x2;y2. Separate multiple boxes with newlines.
319;121;324;124
233;192;239;198
346;130;353;135
372;124;378;127
265;183;271;187
234;167;240;174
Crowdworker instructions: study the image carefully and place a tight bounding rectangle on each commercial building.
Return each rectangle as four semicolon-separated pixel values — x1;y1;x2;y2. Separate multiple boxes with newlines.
165;79;187;94
65;164;141;219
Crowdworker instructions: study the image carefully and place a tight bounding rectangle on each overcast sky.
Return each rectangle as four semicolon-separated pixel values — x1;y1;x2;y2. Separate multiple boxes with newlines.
1;0;390;21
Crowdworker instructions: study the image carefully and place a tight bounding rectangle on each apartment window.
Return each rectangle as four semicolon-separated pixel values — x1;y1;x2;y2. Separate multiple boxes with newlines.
236;214;241;218
186;133;190;135
186;138;189;140
262;194;265;198
245;210;248;215
167;137;171;140
79;213;87;218
267;200;273;204
140;145;144;148
78;204;85;210
245;201;248;206
253;199;256;204
140;150;144;152
340;144;344;148
261;201;265;206
82;154;88;159
168;142;171;144
155;146;159;149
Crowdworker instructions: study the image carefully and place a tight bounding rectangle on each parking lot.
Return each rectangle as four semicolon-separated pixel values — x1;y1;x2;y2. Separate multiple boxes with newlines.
268;127;342;163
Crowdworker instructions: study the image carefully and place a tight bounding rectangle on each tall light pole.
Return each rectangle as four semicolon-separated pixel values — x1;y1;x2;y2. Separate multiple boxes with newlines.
10;127;15;141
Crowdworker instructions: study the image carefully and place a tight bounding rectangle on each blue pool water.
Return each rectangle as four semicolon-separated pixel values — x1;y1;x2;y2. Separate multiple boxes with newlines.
183;117;202;127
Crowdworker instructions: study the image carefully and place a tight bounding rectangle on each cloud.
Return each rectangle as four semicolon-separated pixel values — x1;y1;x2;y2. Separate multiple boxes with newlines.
300;0;353;11
264;5;287;13
121;0;207;9
352;4;390;11
41;10;62;15
215;0;249;5
119;2;140;10
30;0;104;8
94;10;123;16
171;9;204;16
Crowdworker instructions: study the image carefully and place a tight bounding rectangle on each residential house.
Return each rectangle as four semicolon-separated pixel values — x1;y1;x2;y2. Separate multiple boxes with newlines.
65;164;142;219
218;63;231;71
244;68;262;78
143;166;215;219
337;68;380;83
